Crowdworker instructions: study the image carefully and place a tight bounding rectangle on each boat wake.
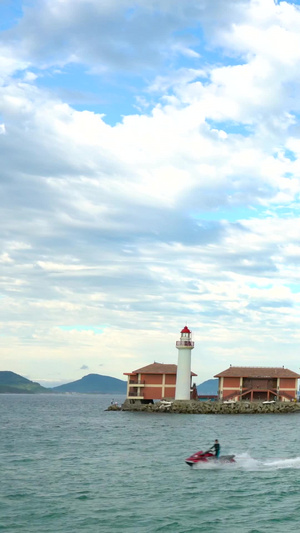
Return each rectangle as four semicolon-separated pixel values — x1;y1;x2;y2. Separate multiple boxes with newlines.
193;452;300;471
236;452;300;470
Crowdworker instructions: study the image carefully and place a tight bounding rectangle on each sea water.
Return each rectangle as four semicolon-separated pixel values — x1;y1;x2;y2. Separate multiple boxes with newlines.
1;394;300;533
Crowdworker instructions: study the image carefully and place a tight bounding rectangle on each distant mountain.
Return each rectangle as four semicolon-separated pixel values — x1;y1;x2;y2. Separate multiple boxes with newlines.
0;371;49;394
197;379;218;395
52;373;127;394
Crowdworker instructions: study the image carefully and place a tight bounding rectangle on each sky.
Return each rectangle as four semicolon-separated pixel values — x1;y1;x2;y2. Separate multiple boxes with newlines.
2;0;300;387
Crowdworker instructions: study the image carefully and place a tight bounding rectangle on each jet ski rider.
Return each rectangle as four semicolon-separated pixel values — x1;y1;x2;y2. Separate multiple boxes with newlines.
210;439;220;458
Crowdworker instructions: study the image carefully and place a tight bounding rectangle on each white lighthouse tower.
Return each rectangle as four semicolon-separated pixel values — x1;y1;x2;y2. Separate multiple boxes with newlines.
175;326;194;400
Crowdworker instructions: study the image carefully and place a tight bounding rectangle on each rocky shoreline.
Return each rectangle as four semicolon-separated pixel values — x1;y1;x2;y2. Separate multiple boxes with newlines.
107;399;300;414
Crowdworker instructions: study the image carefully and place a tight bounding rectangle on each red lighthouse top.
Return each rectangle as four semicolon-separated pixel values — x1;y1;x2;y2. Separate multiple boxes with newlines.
181;326;191;334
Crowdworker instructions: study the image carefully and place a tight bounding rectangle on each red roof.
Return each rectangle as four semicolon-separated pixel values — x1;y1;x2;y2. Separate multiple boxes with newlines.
214;366;300;379
181;326;191;334
124;362;197;376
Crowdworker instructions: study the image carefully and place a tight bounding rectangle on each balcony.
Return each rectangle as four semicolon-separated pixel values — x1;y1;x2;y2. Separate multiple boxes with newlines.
128;387;144;398
129;379;145;386
176;340;194;348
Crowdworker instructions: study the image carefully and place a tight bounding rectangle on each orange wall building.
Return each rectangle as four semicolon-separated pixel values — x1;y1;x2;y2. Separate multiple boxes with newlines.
124;362;197;402
215;366;300;402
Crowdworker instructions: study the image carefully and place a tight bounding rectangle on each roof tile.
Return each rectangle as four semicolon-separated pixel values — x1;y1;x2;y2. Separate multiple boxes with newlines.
214;366;300;379
124;362;197;376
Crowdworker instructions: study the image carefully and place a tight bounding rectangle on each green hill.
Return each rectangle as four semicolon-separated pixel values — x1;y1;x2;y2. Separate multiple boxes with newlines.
0;371;49;393
52;373;127;394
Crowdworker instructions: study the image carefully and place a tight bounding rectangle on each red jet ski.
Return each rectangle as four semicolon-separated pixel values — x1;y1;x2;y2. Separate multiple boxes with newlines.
185;450;235;466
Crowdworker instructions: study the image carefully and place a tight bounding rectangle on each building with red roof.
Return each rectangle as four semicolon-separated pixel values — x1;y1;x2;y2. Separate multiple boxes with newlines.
124;362;197;403
215;366;300;402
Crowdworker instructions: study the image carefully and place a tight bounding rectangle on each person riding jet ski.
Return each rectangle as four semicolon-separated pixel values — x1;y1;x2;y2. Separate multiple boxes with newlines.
210;439;220;458
185;440;235;466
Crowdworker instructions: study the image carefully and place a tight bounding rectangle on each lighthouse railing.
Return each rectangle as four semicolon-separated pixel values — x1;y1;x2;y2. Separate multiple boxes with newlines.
176;340;194;347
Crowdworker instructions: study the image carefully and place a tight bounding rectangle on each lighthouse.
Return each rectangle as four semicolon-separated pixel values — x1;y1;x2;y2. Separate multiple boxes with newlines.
175;326;194;400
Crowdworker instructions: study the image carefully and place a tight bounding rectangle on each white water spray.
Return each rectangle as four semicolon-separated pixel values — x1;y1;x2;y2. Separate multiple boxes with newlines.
193;452;300;471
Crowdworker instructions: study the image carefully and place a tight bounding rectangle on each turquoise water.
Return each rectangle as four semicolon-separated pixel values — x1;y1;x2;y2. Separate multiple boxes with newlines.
1;395;300;532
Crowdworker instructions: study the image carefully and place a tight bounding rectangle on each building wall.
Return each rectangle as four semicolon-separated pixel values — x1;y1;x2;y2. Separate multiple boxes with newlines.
223;377;240;388
164;386;176;398
222;388;239;398
143;386;163;400
165;374;176;385
280;378;296;389
279;377;297;401
142;374;162;384
221;377;240;400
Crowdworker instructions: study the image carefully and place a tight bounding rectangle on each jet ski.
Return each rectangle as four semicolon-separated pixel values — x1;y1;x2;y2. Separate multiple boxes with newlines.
185;450;235;466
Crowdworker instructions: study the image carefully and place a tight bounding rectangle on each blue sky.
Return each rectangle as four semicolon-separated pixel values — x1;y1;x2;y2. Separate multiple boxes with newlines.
1;0;300;386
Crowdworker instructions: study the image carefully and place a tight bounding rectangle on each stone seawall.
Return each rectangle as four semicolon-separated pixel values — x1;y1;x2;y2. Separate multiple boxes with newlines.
118;399;300;414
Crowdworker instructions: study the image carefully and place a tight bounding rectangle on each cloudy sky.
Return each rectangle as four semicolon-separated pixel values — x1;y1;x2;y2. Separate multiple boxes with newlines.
2;0;300;387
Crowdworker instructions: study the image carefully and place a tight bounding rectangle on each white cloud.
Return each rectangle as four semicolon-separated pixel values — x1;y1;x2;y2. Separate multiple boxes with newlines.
2;1;300;382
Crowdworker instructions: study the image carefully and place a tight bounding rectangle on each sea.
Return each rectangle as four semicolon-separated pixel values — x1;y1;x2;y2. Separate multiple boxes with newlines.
1;394;300;533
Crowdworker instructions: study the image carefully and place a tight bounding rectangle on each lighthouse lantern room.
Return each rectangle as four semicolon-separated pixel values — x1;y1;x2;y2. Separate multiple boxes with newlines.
175;326;194;400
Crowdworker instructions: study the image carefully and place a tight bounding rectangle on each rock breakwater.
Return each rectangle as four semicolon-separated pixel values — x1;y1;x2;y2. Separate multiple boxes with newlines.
120;399;300;414
106;404;122;411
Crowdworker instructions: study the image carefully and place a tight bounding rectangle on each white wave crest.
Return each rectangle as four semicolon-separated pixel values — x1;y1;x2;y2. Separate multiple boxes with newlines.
192;452;300;471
